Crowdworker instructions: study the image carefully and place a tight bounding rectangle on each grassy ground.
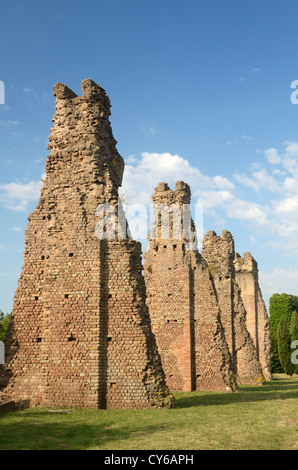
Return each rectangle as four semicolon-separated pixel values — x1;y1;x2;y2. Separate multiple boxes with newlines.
0;374;297;450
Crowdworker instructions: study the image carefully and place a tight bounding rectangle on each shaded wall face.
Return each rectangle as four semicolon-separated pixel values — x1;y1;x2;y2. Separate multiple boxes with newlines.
235;271;258;353
15;82;119;408
145;184;194;392
1;81;174;410
201;232;236;367
256;289;272;381
145;242;193;392
202;233;265;385
234;255;272;381
144;188;238;393
102;240;173;409
3;139;105;407
3;205;104;407
144;241;239;393
192;261;238;392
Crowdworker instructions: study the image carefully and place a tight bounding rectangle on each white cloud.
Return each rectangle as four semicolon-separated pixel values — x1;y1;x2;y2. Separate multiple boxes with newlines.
196;190;234;210
274;196;298;215
126;154;137;164
122;152;235;241
284;140;298;157
213;176;235;190
2;139;298;266
252;169;279;192
0;179;44;212
265;148;281;165
225;199;267;223
122;152;213;207
260;267;298;308
233;173;259;191
121;147;298;252
273;169;286;176
284;177;297;192
250;68;261;73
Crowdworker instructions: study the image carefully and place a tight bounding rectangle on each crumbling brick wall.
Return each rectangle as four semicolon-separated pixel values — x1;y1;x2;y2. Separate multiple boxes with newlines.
144;182;238;392
234;253;272;381
0;79;173;409
202;231;265;385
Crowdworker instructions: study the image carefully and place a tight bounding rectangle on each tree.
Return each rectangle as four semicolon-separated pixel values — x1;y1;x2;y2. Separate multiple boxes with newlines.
290;310;298;374
270;294;286;372
0;310;11;342
269;293;295;372
277;316;295;376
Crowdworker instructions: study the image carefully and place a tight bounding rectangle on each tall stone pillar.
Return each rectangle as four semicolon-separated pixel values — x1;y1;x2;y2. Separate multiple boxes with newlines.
234;253;272;381
0;79;174;409
202;231;265;385
144;182;238;392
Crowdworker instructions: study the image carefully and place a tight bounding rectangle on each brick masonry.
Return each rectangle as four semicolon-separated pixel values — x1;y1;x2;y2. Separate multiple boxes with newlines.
0;81;271;405
0;79;174;410
234;252;272;381
144;182;238;392
202;231;267;385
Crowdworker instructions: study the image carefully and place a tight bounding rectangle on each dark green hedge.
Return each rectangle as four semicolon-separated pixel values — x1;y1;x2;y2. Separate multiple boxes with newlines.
290;310;298;374
269;293;297;373
277;316;294;376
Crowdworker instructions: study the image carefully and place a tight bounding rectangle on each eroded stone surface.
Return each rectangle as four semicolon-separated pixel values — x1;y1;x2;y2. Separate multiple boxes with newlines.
234;253;272;381
0;80;271;405
0;79;174;409
202;231;266;385
144;182;238;392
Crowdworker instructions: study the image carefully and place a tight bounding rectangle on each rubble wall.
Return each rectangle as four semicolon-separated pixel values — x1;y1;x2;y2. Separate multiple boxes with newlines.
234;253;272;381
202;231;265;385
0;80;173;409
144;182;238;392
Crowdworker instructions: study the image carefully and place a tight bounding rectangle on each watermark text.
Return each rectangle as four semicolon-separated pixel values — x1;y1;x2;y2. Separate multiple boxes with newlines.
0;81;5;105
291;340;298;365
95;201;204;250
0;341;4;364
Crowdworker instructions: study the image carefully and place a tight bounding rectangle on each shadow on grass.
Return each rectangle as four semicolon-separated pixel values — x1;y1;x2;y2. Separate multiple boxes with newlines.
1;377;297;449
174;377;298;409
0;412;168;450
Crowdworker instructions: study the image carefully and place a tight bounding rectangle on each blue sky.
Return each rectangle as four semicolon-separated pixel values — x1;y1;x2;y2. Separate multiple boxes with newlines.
1;0;298;312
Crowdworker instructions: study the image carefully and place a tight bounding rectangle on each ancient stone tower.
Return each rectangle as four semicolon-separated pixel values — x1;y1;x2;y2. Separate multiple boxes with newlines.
144;182;238;392
234;253;272;381
202;231;265;385
0;79;174;409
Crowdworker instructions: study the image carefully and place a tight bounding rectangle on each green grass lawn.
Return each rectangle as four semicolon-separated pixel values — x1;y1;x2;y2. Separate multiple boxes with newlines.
0;374;297;450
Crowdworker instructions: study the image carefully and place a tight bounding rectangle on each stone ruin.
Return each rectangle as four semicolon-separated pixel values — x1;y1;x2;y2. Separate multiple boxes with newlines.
202;230;271;385
144;182;271;391
0;79;272;409
234;252;272;381
144;182;238;392
0;79;174;409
